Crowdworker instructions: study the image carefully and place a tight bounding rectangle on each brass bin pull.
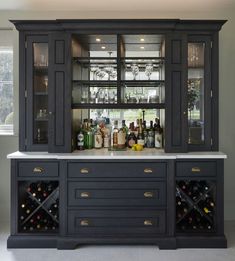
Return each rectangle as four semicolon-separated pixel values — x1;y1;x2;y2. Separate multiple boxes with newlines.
33;167;44;173
144;192;154;198
80;192;90;198
80;220;90;226
80;168;89;174
144;220;153;226
191;167;201;173
144;168;153;174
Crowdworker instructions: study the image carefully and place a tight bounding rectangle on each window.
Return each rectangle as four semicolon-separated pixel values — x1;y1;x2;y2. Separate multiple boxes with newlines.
0;30;14;135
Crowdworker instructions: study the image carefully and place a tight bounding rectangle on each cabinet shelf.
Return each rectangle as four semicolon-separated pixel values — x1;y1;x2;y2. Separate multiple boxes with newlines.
72;103;165;109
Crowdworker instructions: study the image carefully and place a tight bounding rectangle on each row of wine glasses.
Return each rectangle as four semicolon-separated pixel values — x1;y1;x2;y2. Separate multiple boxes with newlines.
81;88;117;104
90;65;117;81
131;63;154;80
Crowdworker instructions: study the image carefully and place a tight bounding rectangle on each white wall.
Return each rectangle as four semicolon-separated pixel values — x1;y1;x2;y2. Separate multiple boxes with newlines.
0;9;235;223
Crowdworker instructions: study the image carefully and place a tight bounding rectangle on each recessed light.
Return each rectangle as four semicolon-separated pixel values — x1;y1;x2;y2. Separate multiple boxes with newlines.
96;38;101;42
140;46;145;49
140;38;145;42
101;46;106;49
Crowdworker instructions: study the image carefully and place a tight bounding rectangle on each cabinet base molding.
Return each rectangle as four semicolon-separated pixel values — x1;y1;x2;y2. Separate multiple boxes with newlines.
8;235;227;249
176;236;227;248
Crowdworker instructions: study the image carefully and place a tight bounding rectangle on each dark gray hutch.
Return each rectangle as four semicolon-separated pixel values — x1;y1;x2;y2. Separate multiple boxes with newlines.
7;19;227;249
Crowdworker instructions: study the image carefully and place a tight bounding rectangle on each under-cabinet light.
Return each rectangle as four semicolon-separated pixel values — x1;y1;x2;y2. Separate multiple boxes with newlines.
140;46;145;49
96;38;101;42
101;46;106;49
140;38;145;42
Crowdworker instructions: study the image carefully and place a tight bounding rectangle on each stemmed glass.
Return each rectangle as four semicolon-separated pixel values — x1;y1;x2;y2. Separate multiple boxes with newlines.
131;64;139;80
145;63;153;80
90;65;99;80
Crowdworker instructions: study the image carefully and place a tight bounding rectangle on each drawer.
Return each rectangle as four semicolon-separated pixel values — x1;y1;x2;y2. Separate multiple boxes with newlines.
18;161;59;177
68;162;166;178
68;209;166;235
176;161;216;177
68;181;166;207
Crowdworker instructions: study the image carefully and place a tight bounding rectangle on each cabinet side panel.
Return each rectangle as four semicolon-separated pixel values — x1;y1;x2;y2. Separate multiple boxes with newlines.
165;33;187;152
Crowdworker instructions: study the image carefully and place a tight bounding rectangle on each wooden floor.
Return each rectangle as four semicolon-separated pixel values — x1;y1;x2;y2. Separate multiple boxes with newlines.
1;221;235;261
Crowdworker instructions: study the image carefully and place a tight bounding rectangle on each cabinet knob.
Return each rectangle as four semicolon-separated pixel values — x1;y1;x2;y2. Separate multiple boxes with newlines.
80;168;89;174
49;111;53;115
80;220;90;226
144;168;153;174
80;192;90;198
144;220;153;226
144;192;154;198
183;111;187;115
33;167;44;173
191;167;201;173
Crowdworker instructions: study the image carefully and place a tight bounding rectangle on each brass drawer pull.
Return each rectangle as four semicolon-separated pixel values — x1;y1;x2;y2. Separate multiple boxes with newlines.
144;192;154;198
144;220;153;226
33;167;44;173
80;192;90;198
192;167;201;173
80;220;89;226
80;168;89;174
144;168;153;174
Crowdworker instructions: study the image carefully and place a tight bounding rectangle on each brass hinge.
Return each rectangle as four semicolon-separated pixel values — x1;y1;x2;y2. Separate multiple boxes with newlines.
211;41;213;48
25;41;27;48
72;138;74;147
24;90;27;98
211;90;213;98
211;138;213;146
25;138;27;146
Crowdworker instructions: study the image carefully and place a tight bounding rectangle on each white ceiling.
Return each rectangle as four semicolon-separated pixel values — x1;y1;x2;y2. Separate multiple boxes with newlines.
0;0;234;12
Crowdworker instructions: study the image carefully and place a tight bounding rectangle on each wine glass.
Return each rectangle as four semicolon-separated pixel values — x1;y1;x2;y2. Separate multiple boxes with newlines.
145;63;153;80
90;65;99;80
96;68;106;80
131;64;139;80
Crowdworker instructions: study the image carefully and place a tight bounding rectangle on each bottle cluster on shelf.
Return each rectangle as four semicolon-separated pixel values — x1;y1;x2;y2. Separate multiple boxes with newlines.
176;180;215;232
76;117;163;151
19;181;59;233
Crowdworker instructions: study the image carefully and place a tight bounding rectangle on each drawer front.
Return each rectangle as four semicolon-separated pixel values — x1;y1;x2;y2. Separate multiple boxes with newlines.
176;161;216;177
68;181;166;207
68;210;166;235
68;162;166;178
18;161;59;177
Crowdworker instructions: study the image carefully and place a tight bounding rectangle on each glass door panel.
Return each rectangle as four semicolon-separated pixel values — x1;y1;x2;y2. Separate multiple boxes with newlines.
33;43;48;144
188;42;205;145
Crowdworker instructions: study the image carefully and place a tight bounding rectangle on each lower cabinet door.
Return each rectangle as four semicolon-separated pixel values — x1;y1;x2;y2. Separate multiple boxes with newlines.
67;210;166;235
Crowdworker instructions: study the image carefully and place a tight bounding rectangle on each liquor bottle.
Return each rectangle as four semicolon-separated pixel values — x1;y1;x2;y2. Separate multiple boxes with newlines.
112;120;119;148
134;119;140;138
37;128;41;143
146;120;155;148
84;120;93;149
117;125;126;149
142;121;148;147
137;119;145;146
94;125;103;149
127;122;137;148
122;120;129;145
77;124;84;150
154;118;163;149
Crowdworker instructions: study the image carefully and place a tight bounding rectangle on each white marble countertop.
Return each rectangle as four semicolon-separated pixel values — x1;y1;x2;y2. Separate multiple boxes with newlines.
7;149;227;159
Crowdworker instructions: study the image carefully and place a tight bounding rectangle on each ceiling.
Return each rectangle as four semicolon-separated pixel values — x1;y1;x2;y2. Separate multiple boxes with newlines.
0;0;234;12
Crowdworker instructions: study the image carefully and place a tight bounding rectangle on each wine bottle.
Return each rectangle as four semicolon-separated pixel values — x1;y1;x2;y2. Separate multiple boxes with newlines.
137;119;145;146
94;125;103;149
146;120;155;148
112;120;119;148
77;124;85;150
154;118;163;149
127;123;137;148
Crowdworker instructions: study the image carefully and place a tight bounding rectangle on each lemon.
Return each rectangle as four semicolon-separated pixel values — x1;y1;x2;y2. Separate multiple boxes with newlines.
136;144;143;151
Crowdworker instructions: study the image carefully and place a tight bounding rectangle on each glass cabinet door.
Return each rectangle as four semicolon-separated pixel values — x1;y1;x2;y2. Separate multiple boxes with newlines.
33;42;48;144
26;36;49;150
187;36;212;150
